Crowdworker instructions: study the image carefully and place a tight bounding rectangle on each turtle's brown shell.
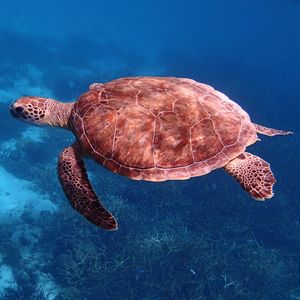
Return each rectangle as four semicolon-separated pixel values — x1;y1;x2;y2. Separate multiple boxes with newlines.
70;77;258;181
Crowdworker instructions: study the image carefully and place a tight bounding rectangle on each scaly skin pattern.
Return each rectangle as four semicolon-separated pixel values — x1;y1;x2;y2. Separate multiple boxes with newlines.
58;143;117;230
224;152;276;200
70;77;258;181
10;96;73;128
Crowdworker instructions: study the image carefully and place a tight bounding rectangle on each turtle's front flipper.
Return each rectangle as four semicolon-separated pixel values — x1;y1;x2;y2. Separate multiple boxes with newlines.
58;143;118;230
224;152;276;200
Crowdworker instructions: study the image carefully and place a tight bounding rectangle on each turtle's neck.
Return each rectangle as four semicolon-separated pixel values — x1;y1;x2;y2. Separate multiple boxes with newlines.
48;100;75;129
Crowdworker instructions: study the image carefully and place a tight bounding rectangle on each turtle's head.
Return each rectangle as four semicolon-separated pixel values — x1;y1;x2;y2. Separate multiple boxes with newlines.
10;96;49;125
10;96;74;129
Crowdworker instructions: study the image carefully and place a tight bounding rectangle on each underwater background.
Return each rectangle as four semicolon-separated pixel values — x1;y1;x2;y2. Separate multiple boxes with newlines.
0;0;299;299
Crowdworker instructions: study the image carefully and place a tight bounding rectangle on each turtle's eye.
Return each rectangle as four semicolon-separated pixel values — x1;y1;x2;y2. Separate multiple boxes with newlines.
15;106;24;113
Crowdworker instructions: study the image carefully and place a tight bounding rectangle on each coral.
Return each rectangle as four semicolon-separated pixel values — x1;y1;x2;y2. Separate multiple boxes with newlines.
0;284;49;300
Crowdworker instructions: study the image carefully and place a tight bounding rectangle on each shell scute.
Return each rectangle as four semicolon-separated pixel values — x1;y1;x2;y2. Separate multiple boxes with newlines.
210;112;242;145
174;99;209;125
113;105;155;168
155;111;193;168
191;118;224;162
83;104;116;159
138;89;173;115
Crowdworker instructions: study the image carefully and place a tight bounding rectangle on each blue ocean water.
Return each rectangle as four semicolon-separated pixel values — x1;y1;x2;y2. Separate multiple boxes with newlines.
0;0;299;299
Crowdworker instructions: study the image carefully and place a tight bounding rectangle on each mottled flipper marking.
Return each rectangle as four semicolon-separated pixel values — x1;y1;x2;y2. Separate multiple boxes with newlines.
224;152;276;200
254;123;293;136
58;143;118;230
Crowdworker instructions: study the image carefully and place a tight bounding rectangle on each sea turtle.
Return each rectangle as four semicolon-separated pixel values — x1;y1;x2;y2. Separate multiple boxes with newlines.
10;77;292;230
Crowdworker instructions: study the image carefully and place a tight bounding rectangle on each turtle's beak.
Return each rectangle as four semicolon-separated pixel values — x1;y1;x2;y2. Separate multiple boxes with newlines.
10;103;24;118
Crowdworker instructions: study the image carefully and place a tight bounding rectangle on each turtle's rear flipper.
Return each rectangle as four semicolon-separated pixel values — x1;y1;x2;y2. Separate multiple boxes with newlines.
254;123;293;136
224;152;276;200
58;143;118;230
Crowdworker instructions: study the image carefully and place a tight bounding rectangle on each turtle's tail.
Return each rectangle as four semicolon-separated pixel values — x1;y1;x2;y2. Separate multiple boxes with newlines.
253;123;293;136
